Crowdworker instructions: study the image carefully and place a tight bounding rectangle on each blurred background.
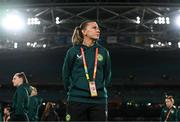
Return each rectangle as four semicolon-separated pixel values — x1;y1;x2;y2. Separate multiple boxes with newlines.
1;0;180;121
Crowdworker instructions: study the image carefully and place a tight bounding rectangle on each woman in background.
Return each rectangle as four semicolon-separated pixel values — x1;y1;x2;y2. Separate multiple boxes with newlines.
10;72;31;121
41;102;60;121
28;86;43;122
160;95;177;122
3;105;10;122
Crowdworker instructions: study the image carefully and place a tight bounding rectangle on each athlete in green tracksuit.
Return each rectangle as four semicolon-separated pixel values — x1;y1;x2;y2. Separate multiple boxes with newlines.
62;20;111;121
160;96;177;122
10;72;31;121
28;86;43;122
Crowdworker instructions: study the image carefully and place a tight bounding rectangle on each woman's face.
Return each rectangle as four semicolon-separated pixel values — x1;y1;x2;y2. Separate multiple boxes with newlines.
12;74;23;87
4;107;10;115
165;99;173;108
82;22;100;40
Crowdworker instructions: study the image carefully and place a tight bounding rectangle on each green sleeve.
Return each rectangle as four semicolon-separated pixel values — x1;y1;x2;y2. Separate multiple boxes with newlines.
160;108;165;122
176;109;178;121
176;109;180;121
104;50;111;87
62;49;74;91
160;110;163;122
15;88;28;114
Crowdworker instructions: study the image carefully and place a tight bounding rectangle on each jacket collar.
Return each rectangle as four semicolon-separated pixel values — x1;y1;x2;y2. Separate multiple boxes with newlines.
75;41;99;49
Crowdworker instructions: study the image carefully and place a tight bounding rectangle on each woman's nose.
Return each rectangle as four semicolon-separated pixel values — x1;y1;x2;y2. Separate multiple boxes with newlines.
97;29;100;33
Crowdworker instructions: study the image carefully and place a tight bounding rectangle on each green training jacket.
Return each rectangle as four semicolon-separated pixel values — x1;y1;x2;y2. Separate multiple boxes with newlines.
11;83;31;117
62;42;111;104
28;95;43;121
160;106;177;122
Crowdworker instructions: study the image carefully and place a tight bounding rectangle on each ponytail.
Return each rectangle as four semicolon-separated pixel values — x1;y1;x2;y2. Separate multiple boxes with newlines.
72;26;83;45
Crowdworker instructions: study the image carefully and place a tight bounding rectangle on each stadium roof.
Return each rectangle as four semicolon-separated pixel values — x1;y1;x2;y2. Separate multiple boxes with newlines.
1;0;180;49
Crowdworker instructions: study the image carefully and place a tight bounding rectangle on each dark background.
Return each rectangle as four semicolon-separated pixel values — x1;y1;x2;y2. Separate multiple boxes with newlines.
0;46;180;85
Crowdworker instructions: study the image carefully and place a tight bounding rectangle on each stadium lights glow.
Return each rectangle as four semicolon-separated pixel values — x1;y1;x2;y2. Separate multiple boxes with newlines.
161;43;165;46
178;42;180;48
42;102;46;106
27;42;31;46
166;17;170;24
14;42;18;48
56;17;60;24
2;14;25;31
147;103;151;106
154;20;158;24
168;42;172;46
154;17;170;24
27;18;41;25
175;16;180;27
32;42;37;47
26;42;47;48
150;42;172;48
55;17;65;24
136;16;141;24
43;44;47;48
150;44;154;48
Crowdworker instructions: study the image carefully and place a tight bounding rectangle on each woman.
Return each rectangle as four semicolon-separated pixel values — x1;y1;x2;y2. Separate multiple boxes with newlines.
10;72;31;121
3;105;10;122
62;20;111;121
160;96;177;122
41;102;60;121
28;86;43;122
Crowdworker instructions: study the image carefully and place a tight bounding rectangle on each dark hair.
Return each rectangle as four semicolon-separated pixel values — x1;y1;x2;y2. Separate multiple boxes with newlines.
15;72;28;84
4;105;10;111
72;20;97;45
41;102;59;121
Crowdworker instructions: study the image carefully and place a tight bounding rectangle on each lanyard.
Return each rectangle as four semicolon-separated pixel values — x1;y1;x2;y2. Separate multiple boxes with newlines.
80;47;98;82
165;108;172;122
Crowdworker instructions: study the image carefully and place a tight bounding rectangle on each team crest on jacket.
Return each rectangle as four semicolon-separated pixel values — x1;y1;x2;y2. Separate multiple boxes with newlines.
98;54;103;61
76;54;82;59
